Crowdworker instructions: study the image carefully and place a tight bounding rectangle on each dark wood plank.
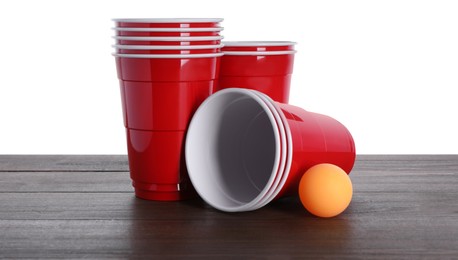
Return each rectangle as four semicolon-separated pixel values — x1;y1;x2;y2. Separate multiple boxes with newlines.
1;155;457;194
0;171;131;193
0;191;456;257
0;155;457;259
0;185;456;221
0;195;457;258
352;155;458;193
0;155;128;172
0;154;456;172
0;216;456;259
355;154;458;173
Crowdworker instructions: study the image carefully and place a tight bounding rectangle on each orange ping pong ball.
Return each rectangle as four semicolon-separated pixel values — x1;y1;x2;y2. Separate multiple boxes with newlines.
298;163;353;218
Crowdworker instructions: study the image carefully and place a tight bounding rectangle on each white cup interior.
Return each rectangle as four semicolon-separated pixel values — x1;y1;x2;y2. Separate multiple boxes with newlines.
186;88;281;212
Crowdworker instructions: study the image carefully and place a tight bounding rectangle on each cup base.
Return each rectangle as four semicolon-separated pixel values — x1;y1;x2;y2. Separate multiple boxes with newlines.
133;181;197;201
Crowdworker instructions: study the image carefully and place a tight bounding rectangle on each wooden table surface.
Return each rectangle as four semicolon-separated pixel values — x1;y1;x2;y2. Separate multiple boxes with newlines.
0;155;457;259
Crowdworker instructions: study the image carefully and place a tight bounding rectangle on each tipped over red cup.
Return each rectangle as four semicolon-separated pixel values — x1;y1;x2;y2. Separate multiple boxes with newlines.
185;88;355;212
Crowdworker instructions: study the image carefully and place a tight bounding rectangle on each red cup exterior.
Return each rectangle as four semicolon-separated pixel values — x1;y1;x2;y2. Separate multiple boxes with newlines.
115;56;221;81
116;31;220;37
116;39;221;45
219;54;295;77
222;45;295;51
116;48;221;55
275;103;356;198
216;75;292;103
126;129;196;201
119;80;214;131
116;22;220;28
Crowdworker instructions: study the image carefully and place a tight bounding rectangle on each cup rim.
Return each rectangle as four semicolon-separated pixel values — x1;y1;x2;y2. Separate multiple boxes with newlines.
112;27;224;32
113;36;224;41
185;88;281;212
112;44;224;50
112;53;224;58
254;93;293;208
222;41;297;46
112;18;223;23
222;50;297;56
247;90;288;210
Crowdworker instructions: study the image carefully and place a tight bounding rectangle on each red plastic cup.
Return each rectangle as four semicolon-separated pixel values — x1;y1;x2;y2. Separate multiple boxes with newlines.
113;44;223;54
119;80;214;131
185;88;355;212
126;129;196;201
114;27;223;37
221;41;296;51
113;18;223;28
113;36;223;46
114;53;222;201
216;51;296;103
114;53;223;81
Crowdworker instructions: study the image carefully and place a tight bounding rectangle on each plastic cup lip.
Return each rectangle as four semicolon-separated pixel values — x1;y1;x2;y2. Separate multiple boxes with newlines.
185;88;282;212
222;41;297;47
112;44;224;50
112;52;224;59
228;89;281;211
222;50;297;56
255;97;293;208
112;27;224;32
113;36;224;41
247;90;288;209
112;18;224;23
228;90;285;211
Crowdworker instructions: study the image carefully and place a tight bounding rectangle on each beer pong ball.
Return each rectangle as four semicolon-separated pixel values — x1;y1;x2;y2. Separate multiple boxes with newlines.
298;163;353;218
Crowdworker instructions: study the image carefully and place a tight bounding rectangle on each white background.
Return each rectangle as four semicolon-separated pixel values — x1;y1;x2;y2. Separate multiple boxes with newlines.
0;0;457;154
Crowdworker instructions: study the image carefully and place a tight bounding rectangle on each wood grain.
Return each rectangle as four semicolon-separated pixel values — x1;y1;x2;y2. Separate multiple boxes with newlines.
0;155;129;172
0;155;457;259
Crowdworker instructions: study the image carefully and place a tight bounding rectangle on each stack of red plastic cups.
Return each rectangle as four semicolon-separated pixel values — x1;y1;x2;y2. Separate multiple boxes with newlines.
112;18;224;201
215;41;296;103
